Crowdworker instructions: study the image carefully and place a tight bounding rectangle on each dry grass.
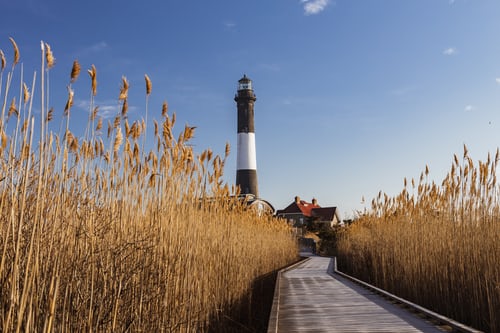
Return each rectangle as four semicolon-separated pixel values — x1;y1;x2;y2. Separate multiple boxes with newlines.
0;39;298;332
337;145;499;333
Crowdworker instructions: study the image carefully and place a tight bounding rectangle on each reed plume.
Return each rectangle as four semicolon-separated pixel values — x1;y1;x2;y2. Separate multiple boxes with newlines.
96;117;103;132
145;74;152;96
46;107;53;122
87;64;97;96
8;97;17;118
63;86;74;116
44;42;55;69
0;128;6;151
91;106;98;121
9;37;19;66
119;76;129;101
114;126;123;153
121;98;128;117
225;142;230;159
162;101;168;117
0;50;5;71
70;60;81;83
22;82;30;104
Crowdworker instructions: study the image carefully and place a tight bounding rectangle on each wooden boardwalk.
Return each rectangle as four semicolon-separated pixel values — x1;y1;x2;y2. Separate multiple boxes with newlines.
268;256;445;333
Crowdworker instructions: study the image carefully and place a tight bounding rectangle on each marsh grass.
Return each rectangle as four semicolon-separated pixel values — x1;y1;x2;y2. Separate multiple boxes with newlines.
0;39;298;332
337;145;499;332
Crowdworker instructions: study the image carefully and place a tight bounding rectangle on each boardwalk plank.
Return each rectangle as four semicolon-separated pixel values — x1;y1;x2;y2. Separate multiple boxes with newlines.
269;256;444;333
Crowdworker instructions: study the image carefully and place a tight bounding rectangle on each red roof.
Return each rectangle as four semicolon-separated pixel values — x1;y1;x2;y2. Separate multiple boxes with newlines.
311;207;337;222
276;199;320;217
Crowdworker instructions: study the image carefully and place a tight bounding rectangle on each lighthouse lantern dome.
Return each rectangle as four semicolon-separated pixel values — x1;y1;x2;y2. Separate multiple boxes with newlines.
238;75;253;91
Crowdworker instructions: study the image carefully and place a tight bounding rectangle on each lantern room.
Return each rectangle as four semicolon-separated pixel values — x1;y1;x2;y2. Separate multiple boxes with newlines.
238;74;253;91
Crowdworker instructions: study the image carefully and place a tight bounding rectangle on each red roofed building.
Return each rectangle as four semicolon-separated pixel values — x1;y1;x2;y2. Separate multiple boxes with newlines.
276;196;341;229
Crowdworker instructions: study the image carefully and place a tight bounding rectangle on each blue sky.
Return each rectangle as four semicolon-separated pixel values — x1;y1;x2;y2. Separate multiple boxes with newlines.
2;0;500;218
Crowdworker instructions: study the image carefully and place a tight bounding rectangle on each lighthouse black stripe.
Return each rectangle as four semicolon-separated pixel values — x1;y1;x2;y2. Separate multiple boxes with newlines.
237;105;255;133
236;169;258;196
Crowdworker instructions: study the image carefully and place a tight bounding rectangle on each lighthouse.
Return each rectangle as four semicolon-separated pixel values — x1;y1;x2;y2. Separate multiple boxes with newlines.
235;75;258;197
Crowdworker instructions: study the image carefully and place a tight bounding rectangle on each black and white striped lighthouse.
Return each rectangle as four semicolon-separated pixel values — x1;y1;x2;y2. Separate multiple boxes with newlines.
235;75;258;197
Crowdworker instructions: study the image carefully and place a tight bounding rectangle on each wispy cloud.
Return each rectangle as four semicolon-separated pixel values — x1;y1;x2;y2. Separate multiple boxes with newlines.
389;86;417;96
464;105;476;112
76;99;122;119
86;41;109;53
449;0;456;4
495;78;500;84
74;41;109;58
443;47;457;56
301;0;331;15
223;21;236;29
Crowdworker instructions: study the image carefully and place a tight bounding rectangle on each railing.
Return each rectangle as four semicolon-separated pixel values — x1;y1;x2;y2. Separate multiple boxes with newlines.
330;257;483;333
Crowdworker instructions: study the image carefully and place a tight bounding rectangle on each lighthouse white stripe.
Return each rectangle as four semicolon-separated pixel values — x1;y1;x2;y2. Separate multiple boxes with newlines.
237;133;257;170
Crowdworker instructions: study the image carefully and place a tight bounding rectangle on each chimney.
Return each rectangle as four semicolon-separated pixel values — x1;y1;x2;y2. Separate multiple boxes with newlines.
295;196;300;204
312;198;318;206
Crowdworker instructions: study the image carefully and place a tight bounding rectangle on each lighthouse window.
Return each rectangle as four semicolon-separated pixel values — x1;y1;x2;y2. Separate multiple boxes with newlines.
239;82;252;90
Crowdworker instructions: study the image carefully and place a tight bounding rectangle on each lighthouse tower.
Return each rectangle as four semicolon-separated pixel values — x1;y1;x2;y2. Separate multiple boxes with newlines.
235;75;258;197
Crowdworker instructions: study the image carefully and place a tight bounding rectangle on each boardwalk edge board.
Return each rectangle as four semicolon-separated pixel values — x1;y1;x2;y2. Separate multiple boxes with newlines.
267;257;312;333
330;257;484;333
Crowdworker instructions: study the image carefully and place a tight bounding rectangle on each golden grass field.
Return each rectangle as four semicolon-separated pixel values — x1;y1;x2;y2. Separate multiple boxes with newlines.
336;146;499;333
0;39;298;332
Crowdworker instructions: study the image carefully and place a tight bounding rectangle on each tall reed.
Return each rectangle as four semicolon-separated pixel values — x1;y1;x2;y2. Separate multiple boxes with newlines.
0;39;298;332
337;145;499;333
